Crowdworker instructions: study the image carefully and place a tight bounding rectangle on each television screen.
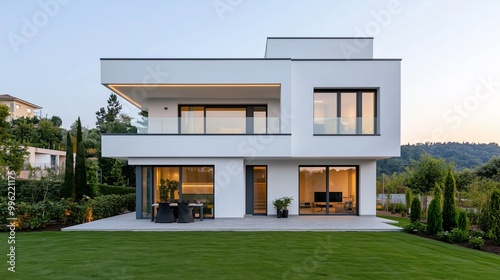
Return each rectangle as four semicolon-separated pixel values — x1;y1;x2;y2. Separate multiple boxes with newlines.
314;192;343;203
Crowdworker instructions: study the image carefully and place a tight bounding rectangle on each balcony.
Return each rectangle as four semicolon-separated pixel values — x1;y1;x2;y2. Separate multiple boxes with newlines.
313;117;379;135
133;117;283;134
102;117;291;159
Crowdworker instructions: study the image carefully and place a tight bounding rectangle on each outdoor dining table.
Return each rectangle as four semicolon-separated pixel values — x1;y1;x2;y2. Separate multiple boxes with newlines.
152;203;204;222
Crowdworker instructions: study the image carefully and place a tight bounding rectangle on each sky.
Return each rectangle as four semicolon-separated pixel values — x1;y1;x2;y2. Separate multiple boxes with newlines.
1;0;500;145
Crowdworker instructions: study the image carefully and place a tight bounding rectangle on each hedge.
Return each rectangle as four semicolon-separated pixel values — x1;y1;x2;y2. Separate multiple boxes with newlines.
0;179;62;203
98;184;135;195
0;193;136;231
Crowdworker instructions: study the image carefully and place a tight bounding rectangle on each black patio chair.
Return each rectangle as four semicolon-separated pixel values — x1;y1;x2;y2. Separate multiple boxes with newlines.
177;202;194;223
155;202;176;223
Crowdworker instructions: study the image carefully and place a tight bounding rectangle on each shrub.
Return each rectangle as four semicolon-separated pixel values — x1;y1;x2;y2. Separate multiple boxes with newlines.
98;184;135;196
403;222;426;234
410;197;421;223
389;203;406;214
469;230;485;239
90;193;136;220
489;189;500;245
442;169;457;231
468;237;485;250
426;197;443;235
405;188;412;212
437;231;452;243
0;179;62;203
466;209;479;226
450;228;469;243
457;209;469;231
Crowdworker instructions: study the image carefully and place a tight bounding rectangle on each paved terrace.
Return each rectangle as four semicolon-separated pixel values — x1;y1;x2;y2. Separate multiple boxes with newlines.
62;212;401;232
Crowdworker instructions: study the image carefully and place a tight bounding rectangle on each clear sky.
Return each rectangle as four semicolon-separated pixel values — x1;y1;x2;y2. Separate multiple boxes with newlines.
2;0;500;144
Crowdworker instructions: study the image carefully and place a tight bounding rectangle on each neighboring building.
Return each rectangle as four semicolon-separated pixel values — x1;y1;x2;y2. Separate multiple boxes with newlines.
0;94;42;119
18;147;67;179
100;37;401;219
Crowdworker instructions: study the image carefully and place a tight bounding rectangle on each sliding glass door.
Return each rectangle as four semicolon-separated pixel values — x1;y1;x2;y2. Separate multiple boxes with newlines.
299;166;357;215
152;166;214;219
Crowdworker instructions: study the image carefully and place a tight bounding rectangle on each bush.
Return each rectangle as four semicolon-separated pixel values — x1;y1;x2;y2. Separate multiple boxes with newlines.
405;188;412;212
389;203;406;214
437;231;452;243
469;230;485;238
468;237;485;250
450;228;469;243
466;209;479;226
410;197;421;223
403;222;426;234
442;169;457;231
91;193;136;220
98;184;135;196
0;179;62;203
457;209;469;231
489;189;500;245
426;198;443;235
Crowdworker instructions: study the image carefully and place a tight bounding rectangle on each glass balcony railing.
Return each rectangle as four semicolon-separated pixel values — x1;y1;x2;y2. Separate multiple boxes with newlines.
132;117;282;134
313;117;378;135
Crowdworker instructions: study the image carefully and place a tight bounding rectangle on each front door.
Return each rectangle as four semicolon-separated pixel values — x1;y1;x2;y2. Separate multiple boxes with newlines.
245;166;267;215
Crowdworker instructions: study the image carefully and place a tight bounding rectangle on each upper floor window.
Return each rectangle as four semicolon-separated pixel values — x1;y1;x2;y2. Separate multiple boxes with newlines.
313;89;378;135
179;105;267;134
27;108;32;113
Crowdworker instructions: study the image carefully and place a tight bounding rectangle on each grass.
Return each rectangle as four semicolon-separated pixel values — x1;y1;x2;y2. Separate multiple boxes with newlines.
1;231;499;279
377;214;411;228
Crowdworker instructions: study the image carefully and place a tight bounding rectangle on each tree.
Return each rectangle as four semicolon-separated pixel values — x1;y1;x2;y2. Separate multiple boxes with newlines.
427;185;443;235
95;93;137;186
442;169;457;231
476;156;500;182
457;209;469;231
406;154;449;216
405;188;412;212
74;117;91;199
489;189;500;245
410;196;421;223
62;131;75;199
110;159;126;186
96;94;122;132
0;105;28;176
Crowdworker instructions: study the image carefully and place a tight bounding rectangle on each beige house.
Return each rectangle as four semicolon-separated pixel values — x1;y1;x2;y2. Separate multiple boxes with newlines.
0;94;42;119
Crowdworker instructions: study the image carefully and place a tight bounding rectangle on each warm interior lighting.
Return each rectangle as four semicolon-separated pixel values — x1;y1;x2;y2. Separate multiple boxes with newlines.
314;100;323;103
109;84;280;88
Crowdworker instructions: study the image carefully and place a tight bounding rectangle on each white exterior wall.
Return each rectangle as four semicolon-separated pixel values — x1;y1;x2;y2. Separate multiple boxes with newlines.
129;158;245;218
265;38;374;59
251;159;377;217
291;60;401;158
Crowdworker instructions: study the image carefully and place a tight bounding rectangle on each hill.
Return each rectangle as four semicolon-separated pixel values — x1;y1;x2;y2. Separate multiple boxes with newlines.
377;142;500;175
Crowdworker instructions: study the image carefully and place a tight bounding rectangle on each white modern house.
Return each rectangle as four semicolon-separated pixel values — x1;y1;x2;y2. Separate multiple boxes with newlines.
100;37;401;219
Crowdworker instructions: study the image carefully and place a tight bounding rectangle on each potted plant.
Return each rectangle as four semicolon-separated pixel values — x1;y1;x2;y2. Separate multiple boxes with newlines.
281;196;293;218
159;179;179;202
272;198;284;218
166;179;179;201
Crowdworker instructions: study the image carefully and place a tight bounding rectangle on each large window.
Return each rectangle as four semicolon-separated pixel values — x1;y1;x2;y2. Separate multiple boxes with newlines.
179;105;267;134
152;166;214;219
299;166;357;215
314;90;377;135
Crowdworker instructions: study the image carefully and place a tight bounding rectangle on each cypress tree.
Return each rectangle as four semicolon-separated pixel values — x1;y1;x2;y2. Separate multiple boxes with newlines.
405;188;412;212
410;196;421;223
442;169;457;231
63;132;74;199
427;184;443;235
489;189;500;245
74;117;90;199
457;209;469;231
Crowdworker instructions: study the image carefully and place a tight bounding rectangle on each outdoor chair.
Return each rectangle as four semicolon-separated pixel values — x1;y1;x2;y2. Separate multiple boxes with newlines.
177;202;194;223
155;202;176;223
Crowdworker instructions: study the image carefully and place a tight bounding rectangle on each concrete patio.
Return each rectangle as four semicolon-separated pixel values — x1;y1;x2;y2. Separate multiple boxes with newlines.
62;212;401;232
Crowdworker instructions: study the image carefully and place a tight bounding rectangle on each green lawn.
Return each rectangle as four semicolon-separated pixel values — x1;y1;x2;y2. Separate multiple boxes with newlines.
1;231;499;279
377;214;411;228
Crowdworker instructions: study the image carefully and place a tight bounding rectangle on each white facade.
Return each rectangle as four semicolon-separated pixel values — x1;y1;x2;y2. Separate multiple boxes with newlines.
100;37;401;219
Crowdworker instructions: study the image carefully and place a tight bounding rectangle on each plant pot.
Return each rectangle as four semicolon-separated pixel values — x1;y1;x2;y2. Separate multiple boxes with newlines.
277;210;283;218
282;210;289;218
